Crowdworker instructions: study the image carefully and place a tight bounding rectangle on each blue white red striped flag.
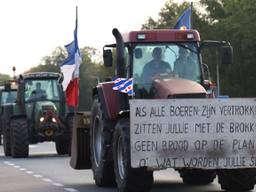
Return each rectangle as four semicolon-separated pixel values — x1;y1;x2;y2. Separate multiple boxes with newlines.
113;78;134;96
59;7;81;107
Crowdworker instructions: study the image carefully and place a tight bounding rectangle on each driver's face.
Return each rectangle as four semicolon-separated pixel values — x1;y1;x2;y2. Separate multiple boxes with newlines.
153;54;161;62
153;49;162;62
36;84;41;89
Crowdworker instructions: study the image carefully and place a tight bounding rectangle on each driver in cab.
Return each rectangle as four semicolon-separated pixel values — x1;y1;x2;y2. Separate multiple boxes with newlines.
141;47;172;82
30;82;46;99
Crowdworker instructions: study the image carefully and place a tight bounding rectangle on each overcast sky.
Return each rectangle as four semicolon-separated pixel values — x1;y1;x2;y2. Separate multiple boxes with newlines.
0;0;190;76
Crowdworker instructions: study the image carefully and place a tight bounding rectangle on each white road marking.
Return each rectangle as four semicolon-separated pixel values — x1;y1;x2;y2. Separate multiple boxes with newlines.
29;145;37;148
3;161;76;191
26;171;34;174
52;183;64;187
42;178;52;183
64;188;78;192
33;174;43;178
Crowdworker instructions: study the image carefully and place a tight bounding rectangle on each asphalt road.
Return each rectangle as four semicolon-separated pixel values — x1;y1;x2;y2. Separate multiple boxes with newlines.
0;140;249;192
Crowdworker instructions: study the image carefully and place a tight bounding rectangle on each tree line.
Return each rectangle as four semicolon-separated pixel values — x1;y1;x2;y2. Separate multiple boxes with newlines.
142;0;256;97
1;0;255;110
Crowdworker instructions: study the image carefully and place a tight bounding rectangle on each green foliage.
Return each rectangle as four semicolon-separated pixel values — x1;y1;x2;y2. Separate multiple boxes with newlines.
0;74;11;85
143;0;256;97
26;46;114;111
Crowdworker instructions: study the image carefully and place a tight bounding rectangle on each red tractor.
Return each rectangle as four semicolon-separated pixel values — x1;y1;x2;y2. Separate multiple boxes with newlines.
70;28;254;192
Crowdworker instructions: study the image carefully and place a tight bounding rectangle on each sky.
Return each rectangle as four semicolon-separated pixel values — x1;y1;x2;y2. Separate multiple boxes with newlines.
0;0;189;76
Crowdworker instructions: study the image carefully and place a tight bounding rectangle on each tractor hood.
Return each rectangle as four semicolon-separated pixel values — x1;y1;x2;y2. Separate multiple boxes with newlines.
26;101;59;120
152;78;207;98
35;101;58;115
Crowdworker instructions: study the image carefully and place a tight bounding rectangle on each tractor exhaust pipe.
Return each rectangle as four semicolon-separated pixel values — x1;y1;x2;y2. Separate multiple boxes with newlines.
112;28;125;77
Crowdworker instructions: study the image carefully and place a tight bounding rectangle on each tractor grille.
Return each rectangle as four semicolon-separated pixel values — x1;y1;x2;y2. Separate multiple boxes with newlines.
42;105;54;111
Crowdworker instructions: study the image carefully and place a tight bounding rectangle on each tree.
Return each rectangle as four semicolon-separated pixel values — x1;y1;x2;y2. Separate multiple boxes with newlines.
26;47;65;73
26;46;115;111
142;0;256;97
0;74;11;85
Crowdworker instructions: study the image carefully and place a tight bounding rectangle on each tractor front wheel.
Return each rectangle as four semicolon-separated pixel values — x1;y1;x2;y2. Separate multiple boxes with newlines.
3;123;11;156
179;169;216;185
218;169;256;191
113;118;153;192
10;118;29;158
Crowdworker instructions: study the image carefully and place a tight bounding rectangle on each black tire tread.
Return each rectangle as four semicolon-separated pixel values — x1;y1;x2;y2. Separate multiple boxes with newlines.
55;139;69;155
180;169;216;185
3;123;11;156
113;118;153;192
218;169;256;191
11;118;29;158
90;98;116;187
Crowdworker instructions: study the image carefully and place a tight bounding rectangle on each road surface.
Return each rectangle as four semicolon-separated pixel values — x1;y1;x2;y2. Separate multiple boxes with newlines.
0;141;231;192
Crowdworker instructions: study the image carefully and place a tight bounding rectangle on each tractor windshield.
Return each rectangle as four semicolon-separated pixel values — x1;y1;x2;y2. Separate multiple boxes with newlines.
25;79;60;102
1;91;17;104
133;43;201;91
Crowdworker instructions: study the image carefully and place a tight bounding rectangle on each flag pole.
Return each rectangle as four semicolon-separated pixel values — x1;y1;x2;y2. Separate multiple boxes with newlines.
190;2;193;29
75;6;79;113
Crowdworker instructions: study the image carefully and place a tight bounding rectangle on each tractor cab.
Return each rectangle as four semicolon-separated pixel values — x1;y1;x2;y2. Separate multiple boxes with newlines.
1;80;18;105
0;80;17;145
22;73;62;103
104;29;232;99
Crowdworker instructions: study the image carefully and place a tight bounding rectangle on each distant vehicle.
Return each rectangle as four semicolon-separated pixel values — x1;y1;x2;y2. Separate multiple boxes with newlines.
0;81;17;145
2;72;73;157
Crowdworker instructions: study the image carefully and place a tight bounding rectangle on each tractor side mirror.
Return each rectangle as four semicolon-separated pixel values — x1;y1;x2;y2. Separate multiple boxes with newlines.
202;63;211;81
103;49;113;67
4;83;11;91
220;46;233;65
58;73;64;84
134;48;143;59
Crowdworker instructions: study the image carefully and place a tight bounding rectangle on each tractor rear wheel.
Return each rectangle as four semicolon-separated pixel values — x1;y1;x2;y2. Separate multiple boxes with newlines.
55;138;69;155
0;132;2;145
180;169;216;185
10;118;29;158
90;98;116;187
3;123;11;156
218;169;256;191
113;118;153;192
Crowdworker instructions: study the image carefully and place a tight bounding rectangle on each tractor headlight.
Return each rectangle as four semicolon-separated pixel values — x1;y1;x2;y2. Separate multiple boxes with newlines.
52;117;57;123
40;117;44;122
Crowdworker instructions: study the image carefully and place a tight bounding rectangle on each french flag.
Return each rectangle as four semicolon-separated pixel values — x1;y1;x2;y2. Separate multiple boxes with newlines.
60;8;81;107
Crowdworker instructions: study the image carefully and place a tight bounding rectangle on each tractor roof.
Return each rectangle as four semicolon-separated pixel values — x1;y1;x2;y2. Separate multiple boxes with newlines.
22;72;61;80
122;29;200;43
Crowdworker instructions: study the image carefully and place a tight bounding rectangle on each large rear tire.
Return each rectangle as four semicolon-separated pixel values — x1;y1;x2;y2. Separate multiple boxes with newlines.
113;118;153;192
90;98;116;187
218;169;256;191
3;122;11;156
10;118;29;158
55;138;69;155
180;169;216;185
